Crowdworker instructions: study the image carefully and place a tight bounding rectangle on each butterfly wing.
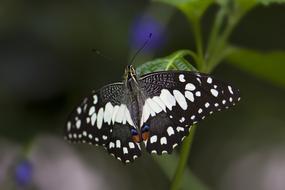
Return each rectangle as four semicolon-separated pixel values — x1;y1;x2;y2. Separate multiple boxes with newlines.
139;71;241;154
64;83;141;163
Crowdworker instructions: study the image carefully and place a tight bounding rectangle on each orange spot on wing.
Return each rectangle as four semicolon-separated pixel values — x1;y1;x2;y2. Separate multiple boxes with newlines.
142;131;150;141
132;135;141;143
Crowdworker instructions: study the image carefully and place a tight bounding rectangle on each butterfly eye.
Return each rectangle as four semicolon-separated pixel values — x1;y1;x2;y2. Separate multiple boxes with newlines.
141;125;150;132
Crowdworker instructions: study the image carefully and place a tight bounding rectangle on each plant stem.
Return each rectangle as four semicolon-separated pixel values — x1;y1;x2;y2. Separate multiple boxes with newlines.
170;125;197;190
192;19;204;70
206;7;227;63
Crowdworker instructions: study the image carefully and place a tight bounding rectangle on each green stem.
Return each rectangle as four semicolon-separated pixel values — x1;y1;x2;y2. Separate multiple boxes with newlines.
206;7;227;62
192;19;204;70
170;125;197;190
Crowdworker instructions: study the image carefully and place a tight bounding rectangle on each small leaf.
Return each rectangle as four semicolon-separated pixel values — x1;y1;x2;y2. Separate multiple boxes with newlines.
136;50;198;76
153;0;214;22
226;47;285;87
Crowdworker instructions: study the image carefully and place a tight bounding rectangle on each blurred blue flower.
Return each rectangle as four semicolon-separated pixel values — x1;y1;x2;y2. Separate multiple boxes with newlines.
15;160;33;186
129;15;166;52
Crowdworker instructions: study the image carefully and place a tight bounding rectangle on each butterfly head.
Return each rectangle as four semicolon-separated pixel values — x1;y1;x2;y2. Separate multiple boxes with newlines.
125;65;137;81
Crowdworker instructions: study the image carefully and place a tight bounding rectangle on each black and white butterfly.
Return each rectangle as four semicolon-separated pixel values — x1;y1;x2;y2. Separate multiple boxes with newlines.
64;65;240;163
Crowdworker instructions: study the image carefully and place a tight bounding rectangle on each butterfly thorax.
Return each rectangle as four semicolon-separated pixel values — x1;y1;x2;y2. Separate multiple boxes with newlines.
124;65;148;143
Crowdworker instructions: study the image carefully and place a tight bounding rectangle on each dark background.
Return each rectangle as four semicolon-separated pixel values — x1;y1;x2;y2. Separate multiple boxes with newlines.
0;1;285;190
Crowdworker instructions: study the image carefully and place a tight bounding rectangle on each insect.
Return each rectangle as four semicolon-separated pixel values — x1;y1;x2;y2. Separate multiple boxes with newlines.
64;64;241;163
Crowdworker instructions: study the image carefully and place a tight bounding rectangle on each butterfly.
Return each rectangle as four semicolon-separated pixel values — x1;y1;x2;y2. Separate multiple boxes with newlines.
64;65;241;163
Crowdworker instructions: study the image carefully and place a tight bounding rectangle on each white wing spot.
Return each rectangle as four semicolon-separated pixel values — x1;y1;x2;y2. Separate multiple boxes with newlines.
191;115;195;120
210;89;219;97
102;135;108;140
97;108;104;129
185;91;194;102
205;102;210;108
151;150;157;154
197;77;202;84
104;102;113;124
86;117;90;124
179;117;185;123
93;95;98;104
160;137;167;145
229;97;233;102
123;147;128;154
214;103;219;107
77;107;82;114
167;126;175;136
150;135;157;143
177;127;184;132
179;74;186;82
129;142;135;149
195;91;201;97
185;83;196;91
116;140;121;148
115;104;126;123
67;122;71;131
173;143;178;149
88;134;93;139
91;113;97;126
228;86;234;94
89;106;95;116
152;96;166;112
111;105;120;124
76;120;81;129
173;90;188;110
160;89;176;111
147;98;162;114
198;108;203;114
83;131;87;136
207;77;212;84
222;100;226;104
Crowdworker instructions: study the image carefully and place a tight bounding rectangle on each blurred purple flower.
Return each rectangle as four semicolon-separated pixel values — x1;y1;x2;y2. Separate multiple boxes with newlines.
129;15;166;52
15;160;33;186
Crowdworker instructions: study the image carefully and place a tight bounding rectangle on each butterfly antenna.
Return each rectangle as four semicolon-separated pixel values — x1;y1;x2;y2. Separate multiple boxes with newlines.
129;33;152;65
91;49;113;62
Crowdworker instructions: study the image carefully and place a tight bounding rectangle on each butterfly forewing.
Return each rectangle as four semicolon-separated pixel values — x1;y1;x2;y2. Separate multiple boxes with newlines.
139;71;240;154
64;83;141;163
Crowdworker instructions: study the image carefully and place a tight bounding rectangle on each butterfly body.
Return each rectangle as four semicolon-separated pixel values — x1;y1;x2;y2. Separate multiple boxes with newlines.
65;65;240;163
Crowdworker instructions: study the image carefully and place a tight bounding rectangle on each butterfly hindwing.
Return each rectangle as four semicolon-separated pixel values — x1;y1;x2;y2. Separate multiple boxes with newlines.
139;71;240;154
64;83;141;163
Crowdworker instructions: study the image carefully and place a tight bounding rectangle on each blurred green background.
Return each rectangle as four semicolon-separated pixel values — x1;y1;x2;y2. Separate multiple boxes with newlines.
0;0;285;190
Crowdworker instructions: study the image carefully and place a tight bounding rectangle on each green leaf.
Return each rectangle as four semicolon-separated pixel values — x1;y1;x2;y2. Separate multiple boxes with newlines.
226;47;285;87
136;50;198;76
153;155;209;190
153;0;214;22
